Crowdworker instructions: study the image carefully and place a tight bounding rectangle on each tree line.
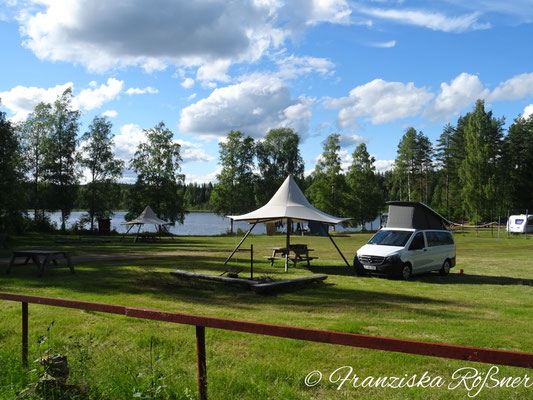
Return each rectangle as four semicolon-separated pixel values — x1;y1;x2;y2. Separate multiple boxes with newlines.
211;99;533;229
0;89;191;233
1;91;533;234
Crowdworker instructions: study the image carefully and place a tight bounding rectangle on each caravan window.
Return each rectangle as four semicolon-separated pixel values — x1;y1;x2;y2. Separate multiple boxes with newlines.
515;219;525;225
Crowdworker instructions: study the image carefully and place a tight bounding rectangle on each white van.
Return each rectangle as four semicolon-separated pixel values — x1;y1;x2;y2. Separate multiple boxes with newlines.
354;228;456;280
507;215;533;234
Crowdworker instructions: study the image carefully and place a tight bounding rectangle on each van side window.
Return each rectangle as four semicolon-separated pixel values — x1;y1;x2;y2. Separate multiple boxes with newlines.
409;232;425;250
426;232;440;247
438;231;454;245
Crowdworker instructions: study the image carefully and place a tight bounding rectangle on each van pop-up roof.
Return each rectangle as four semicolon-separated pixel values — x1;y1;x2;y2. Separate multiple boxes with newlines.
386;201;451;230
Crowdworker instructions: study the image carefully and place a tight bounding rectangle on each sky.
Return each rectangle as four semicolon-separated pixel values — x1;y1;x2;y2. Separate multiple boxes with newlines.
1;0;533;184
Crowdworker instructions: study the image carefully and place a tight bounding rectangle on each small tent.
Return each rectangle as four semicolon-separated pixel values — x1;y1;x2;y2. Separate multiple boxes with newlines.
226;175;350;270
386;201;451;230
121;205;171;242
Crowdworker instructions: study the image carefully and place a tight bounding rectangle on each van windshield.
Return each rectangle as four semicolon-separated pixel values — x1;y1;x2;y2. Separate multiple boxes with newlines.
368;230;413;247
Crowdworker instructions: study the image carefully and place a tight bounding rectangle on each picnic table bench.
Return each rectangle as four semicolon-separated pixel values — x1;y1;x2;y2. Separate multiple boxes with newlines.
263;244;318;268
5;250;75;277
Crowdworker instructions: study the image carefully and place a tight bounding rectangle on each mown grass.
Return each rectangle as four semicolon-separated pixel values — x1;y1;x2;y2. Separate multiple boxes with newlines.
0;231;532;399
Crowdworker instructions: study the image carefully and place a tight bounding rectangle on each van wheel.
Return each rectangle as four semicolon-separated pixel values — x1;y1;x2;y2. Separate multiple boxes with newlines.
440;260;451;276
401;264;412;280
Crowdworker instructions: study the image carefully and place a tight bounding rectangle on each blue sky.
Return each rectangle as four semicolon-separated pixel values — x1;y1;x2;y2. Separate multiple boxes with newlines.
1;0;533;184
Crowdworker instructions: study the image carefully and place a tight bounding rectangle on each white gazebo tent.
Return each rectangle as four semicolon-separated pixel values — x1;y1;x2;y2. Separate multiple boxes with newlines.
120;205;171;242
225;175;351;271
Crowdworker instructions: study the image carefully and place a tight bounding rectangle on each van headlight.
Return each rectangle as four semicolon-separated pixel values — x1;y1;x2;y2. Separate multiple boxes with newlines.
385;254;401;264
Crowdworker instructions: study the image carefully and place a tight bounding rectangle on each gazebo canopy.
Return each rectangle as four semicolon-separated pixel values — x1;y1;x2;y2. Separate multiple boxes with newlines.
225;175;350;270
229;175;349;225
122;205;170;226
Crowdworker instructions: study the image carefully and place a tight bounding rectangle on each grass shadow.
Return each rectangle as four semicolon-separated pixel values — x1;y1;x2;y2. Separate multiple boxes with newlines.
414;272;533;286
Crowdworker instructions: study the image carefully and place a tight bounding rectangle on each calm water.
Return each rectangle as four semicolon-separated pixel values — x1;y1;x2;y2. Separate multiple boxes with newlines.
41;211;380;235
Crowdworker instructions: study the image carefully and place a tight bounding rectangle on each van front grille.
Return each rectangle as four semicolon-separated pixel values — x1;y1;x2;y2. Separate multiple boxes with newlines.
358;255;385;265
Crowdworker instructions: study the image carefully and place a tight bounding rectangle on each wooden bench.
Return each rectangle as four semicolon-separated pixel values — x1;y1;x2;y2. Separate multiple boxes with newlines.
265;245;318;268
6;250;75;277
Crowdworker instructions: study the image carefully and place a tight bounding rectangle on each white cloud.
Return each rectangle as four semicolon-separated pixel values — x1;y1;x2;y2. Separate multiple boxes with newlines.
181;78;195;89
16;0;353;76
17;0;288;73
286;0;352;27
275;54;335;79
523;104;533;119
326;78;433;128
426;73;489;118
175;139;214;163
374;159;395;173
125;86;159;95
187;93;197;102
339;134;368;147
185;167;221;184
489;73;533;101
369;40;396;48
0;82;72;122
196;60;231;82
359;8;490;32
114;123;145;161
101;110;117;118
179;75;313;138
74;78;123;110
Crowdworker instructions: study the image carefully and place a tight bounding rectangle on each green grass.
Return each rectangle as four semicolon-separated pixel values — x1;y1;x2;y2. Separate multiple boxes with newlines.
0;231;532;399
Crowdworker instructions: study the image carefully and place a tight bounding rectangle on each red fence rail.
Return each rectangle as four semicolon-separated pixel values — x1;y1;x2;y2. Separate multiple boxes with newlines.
1;291;532;399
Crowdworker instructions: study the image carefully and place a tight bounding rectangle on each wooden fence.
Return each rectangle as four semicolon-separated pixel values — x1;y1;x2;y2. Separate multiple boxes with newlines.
1;292;532;399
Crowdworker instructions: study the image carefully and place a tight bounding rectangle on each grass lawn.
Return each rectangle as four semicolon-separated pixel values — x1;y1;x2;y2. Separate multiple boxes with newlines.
0;231;532;399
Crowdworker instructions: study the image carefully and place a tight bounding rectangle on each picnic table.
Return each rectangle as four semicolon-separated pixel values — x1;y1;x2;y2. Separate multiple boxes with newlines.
6;250;75;277
264;244;318;268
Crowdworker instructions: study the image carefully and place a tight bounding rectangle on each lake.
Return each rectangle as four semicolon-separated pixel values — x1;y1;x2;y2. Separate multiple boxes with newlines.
41;211;380;236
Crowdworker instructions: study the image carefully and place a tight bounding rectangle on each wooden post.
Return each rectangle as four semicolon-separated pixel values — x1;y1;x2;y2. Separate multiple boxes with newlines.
250;244;254;280
22;302;28;367
285;219;291;272
196;326;207;400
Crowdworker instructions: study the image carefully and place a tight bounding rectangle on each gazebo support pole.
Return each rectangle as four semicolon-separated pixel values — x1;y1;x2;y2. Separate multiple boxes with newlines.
223;222;257;265
322;223;351;267
135;224;142;242
285;218;291;272
120;224;134;241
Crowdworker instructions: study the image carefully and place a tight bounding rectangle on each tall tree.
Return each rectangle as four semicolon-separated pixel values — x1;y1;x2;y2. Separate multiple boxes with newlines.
345;143;383;228
503;113;533;211
211;130;256;232
128;122;185;223
255;127;304;205
306;133;347;216
19;102;52;222
79;116;124;230
393;127;433;202
0;103;27;233
459;99;505;221
41;88;81;230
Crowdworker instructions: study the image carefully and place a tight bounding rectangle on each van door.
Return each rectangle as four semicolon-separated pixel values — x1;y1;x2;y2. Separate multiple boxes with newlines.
407;232;432;274
425;231;445;271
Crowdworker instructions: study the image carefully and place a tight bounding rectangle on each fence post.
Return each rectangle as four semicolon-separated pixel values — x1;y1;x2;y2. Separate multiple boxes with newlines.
196;326;207;400
250;244;254;280
22;302;28;367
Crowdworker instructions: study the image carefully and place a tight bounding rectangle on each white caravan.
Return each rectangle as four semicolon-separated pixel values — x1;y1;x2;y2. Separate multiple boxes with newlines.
507;215;533;234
